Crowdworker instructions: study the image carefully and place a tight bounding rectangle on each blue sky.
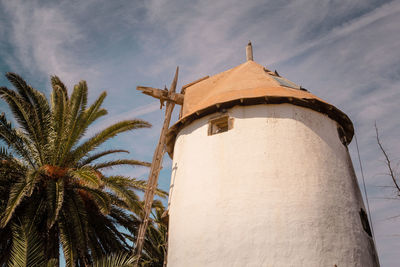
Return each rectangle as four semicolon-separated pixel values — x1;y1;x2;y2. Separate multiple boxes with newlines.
0;0;399;265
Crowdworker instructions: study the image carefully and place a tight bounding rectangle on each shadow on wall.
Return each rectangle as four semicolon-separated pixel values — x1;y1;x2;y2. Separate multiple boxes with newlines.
168;163;179;210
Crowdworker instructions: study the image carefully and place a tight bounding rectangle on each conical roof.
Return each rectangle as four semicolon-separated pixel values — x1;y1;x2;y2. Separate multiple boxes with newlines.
166;60;353;156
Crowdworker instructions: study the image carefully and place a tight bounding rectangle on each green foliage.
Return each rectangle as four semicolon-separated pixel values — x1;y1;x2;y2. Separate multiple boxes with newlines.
0;73;167;266
8;219;139;267
140;201;168;267
91;252;137;267
8;219;45;267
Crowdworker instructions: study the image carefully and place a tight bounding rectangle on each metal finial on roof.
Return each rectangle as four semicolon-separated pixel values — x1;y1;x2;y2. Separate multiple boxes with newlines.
246;41;253;61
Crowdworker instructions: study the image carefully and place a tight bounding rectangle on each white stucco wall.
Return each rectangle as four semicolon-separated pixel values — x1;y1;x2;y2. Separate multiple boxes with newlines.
167;104;379;267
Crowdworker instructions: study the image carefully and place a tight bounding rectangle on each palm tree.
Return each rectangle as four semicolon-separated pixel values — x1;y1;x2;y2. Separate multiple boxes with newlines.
125;200;168;267
0;73;165;266
6;217;137;267
141;201;168;267
3;202;168;267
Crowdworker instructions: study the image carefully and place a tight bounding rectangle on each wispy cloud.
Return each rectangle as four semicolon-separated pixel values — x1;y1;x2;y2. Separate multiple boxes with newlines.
86;102;160;137
0;0;100;87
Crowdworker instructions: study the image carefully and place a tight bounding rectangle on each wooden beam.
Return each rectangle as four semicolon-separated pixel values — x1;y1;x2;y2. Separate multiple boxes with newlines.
137;86;184;106
133;67;179;267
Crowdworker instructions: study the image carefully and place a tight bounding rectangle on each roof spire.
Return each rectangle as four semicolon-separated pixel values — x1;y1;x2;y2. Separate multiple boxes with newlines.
246;41;253;61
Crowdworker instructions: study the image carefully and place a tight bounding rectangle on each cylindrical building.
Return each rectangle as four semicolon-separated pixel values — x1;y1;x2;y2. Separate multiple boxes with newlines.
165;46;379;267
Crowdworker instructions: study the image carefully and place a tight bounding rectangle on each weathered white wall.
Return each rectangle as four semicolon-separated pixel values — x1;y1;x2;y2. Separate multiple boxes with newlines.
167;104;379;267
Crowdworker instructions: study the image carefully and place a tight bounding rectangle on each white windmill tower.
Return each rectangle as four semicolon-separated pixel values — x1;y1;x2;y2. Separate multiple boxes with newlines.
163;43;380;267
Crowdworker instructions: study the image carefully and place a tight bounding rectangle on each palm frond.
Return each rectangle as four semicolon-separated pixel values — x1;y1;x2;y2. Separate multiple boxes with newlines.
50;86;68;165
0;178;29;228
59;81;88;161
70;81;88;115
67;120;151;165
104;176;168;198
46;258;59;267
58;214;76;267
78;149;129;167
5;73;52;158
86;108;108;125
85;212;126;255
83;92;107;125
91;252;137;267
0;87;44;164
0;113;35;167
51;76;68;101
92;212;129;249
64;192;89;254
109;207;140;236
24;87;51;160
92;159;151;170
25;169;40;197
65;93;108;150
8;221;45;267
0;148;26;177
73;185;111;214
46;179;64;228
0;146;13;160
102;177;142;212
5;73;32;104
69;167;103;189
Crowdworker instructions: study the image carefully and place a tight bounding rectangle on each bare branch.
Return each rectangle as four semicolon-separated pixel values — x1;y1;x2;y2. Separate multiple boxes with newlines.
375;123;400;194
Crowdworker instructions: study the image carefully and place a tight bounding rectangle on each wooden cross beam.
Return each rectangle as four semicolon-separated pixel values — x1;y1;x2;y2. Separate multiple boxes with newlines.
133;66;182;267
137;86;184;108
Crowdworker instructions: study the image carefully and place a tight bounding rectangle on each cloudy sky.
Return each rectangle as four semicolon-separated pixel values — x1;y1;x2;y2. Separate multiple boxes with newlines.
0;0;399;265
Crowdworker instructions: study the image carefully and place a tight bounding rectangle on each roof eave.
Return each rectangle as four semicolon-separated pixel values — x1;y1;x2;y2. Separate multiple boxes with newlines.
166;95;354;158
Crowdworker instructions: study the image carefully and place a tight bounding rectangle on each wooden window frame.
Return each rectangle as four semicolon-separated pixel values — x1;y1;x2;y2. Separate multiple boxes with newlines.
208;115;234;135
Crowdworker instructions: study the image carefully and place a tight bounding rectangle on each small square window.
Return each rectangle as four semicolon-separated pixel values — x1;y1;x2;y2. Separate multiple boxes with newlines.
208;115;233;135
